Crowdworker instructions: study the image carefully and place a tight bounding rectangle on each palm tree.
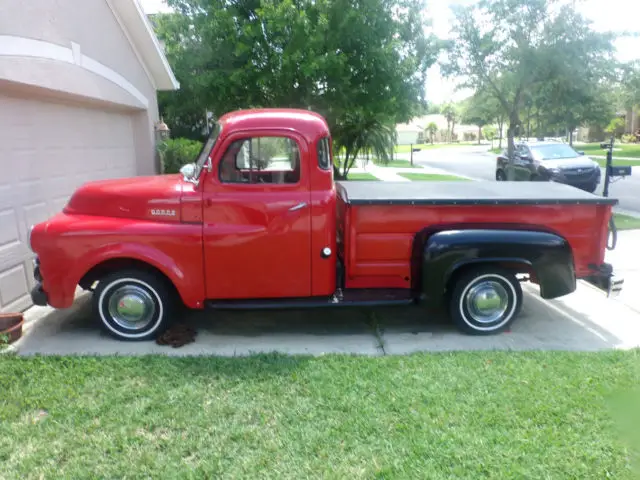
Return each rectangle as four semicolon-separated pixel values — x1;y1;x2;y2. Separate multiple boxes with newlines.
426;122;438;144
441;103;458;143
331;111;396;180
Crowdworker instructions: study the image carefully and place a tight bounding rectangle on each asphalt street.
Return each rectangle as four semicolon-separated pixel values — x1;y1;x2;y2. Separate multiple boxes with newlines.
404;145;640;215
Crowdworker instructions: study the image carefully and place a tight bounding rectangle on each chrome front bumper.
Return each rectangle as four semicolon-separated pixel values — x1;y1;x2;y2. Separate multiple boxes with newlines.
30;257;49;306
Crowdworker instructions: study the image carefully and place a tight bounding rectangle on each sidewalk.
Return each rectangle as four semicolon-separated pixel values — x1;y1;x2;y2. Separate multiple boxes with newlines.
604;230;640;314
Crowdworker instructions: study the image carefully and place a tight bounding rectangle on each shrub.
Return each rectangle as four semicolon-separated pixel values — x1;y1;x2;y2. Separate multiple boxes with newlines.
621;133;637;144
157;138;203;174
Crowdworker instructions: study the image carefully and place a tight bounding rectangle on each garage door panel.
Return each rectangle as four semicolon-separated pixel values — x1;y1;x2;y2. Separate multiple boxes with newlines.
23;202;49;233
0;240;29;274
0;182;49;210
0;94;138;313
0;209;19;246
0;264;29;307
50;197;70;216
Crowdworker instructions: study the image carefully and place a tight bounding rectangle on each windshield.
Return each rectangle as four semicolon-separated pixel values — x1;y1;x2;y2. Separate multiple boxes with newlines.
530;144;579;161
193;122;222;179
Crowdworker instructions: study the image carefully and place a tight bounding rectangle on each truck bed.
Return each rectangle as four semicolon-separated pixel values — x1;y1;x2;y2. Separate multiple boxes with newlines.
336;181;618;206
335;180;615;291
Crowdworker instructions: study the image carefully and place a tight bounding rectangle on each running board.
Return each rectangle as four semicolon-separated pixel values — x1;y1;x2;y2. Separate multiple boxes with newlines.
206;288;415;310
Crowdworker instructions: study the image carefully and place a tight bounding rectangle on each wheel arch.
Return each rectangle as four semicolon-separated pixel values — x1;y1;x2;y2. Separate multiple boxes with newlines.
74;247;200;308
79;258;177;296
411;224;576;302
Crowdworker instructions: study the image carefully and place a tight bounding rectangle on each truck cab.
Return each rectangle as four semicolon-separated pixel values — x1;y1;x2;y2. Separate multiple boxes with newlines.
29;109;622;341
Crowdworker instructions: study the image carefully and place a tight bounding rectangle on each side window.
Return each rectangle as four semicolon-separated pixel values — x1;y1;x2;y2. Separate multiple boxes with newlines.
219;136;301;184
317;137;331;170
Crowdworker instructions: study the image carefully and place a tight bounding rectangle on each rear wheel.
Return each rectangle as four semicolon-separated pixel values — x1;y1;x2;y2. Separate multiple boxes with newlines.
93;270;175;341
496;169;506;181
449;266;523;335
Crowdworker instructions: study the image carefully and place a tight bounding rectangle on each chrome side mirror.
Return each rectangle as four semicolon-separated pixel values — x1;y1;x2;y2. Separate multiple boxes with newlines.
179;163;196;181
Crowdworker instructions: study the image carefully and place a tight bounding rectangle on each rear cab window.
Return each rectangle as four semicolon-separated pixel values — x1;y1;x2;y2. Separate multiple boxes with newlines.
317;137;331;170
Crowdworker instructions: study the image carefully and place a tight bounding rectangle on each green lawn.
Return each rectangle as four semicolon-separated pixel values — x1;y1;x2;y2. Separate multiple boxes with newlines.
1;352;638;478
399;173;469;181
594;157;640;167
489;147;502;154
614;213;640;230
579;143;640;159
344;172;379;181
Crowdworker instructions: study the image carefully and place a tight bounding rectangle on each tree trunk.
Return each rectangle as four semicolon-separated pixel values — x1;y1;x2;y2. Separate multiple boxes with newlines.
478;125;482;145
498;116;504;149
339;147;354;179
506;113;520;181
569;127;574;146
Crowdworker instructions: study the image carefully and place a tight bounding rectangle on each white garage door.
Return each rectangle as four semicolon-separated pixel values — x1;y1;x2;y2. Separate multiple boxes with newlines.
0;94;138;313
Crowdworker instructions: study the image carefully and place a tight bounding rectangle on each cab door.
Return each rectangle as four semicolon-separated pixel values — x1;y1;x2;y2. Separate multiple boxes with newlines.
202;130;312;300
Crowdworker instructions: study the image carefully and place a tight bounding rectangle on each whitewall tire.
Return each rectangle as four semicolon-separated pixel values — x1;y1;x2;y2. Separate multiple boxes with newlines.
93;270;174;341
449;266;522;335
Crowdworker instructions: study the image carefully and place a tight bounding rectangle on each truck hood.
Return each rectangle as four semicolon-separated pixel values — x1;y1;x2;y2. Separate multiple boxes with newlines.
64;175;183;222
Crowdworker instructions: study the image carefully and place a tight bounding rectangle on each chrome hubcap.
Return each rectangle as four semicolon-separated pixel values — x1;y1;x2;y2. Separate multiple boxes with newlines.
465;280;509;324
108;285;156;330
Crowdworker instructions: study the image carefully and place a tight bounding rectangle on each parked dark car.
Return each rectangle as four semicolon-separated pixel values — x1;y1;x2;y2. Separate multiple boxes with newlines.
496;141;601;193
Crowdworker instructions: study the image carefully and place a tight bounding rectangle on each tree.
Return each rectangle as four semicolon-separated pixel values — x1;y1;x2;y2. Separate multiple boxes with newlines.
462;92;498;144
441;103;458;143
605;117;626;138
154;0;440;179
426;122;438;144
620;62;640;109
482;125;497;147
444;0;615;179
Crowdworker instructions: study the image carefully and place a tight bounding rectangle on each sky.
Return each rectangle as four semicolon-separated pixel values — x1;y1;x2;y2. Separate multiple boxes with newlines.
140;0;640;104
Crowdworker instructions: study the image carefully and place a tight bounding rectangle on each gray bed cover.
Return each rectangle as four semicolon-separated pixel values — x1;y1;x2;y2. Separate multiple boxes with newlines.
336;181;618;206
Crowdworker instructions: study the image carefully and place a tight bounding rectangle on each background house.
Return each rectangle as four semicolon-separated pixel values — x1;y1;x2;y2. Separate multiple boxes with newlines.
0;0;178;313
396;114;492;144
395;123;424;145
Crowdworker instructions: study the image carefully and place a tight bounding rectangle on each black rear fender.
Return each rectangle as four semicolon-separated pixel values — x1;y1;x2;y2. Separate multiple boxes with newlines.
417;229;575;301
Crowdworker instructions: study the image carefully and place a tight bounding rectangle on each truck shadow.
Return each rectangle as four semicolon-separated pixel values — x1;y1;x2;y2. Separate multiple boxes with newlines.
16;285;637;356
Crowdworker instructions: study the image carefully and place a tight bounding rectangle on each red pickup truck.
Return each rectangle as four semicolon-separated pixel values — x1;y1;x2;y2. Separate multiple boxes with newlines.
29;109;622;341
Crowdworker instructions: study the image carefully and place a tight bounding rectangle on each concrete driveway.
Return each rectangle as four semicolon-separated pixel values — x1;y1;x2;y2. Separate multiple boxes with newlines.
13;277;640;356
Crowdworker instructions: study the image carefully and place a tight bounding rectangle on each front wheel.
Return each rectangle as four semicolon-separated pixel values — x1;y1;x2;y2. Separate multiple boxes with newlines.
496;169;506;181
93;270;175;341
449;266;523;335
584;183;598;193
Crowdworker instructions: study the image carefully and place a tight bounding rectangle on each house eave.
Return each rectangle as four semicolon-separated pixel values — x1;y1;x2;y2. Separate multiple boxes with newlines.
109;0;179;91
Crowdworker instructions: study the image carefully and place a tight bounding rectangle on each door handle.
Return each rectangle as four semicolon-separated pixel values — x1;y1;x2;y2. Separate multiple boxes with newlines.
288;202;307;212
